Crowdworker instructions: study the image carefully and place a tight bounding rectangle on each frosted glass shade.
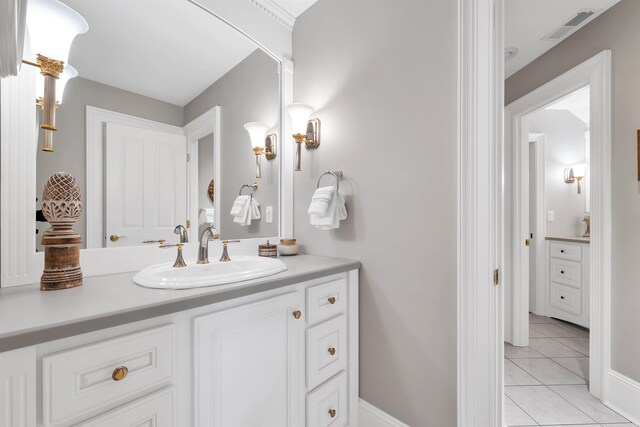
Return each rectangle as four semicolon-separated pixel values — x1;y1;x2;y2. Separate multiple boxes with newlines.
244;122;269;150
286;104;314;135
26;0;88;64
37;63;77;104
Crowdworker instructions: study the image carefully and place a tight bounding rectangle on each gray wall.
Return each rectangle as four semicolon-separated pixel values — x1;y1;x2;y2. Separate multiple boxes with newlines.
505;0;640;382
529;110;588;237
185;49;280;240
36;77;184;249
292;1;458;425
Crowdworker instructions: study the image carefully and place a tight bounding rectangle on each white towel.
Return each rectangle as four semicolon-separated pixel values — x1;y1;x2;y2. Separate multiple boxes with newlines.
199;208;215;224
308;186;335;216
232;196;260;226
309;190;347;230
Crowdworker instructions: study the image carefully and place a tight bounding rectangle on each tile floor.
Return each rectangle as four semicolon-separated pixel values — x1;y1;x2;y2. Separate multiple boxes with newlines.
505;313;636;427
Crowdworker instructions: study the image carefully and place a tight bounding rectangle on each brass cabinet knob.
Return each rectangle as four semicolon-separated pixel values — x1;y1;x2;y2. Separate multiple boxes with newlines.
112;366;128;381
328;409;337;418
292;310;302;319
328;297;336;305
328;347;336;356
109;234;127;242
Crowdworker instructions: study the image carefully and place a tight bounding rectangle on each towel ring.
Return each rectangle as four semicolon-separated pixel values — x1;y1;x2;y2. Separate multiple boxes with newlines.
239;183;259;196
317;169;344;191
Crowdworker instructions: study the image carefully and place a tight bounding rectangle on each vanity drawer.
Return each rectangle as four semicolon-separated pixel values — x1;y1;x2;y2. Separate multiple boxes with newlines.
550;283;582;316
307;372;348;427
74;388;174;426
549;242;582;262
306;277;347;324
307;314;347;390
43;324;174;426
550;258;581;289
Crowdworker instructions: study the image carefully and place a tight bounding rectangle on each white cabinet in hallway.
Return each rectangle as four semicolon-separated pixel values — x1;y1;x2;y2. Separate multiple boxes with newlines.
546;239;590;328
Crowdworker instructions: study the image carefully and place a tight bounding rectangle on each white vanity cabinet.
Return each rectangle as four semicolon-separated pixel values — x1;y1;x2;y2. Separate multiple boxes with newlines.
0;265;359;427
193;292;305;427
547;239;590;328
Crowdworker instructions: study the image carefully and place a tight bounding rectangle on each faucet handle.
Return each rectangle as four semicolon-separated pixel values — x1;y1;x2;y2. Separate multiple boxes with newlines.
160;243;187;268
220;240;240;262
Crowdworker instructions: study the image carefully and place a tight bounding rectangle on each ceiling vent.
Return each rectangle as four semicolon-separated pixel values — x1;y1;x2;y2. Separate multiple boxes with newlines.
542;9;598;41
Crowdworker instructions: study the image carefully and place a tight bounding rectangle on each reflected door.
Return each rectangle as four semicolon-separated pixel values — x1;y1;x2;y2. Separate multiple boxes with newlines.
105;123;187;247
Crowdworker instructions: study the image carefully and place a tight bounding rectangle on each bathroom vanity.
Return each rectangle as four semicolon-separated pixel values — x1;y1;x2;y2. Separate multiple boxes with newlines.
546;237;590;328
0;255;360;427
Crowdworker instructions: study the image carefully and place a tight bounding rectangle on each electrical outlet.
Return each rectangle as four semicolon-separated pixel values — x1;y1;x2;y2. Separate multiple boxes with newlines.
266;206;273;223
547;210;555;221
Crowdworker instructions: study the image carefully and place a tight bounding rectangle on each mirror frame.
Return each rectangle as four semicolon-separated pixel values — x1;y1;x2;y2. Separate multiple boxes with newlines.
0;0;294;287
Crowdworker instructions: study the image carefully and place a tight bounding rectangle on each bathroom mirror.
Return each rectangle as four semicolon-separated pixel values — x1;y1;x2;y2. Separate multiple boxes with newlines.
34;0;282;250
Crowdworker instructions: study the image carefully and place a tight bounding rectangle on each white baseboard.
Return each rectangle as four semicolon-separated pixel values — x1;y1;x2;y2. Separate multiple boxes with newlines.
606;370;640;425
358;399;410;427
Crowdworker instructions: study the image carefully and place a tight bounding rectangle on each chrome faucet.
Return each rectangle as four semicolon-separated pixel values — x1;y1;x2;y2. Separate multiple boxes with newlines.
174;225;189;243
197;226;220;264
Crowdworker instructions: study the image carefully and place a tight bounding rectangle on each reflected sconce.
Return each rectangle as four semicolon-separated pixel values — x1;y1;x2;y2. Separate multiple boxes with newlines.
564;167;584;194
286;103;321;171
24;0;88;152
37;64;78;151
244;122;277;179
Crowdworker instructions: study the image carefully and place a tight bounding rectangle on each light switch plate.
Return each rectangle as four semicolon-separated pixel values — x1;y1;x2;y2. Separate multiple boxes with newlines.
266;206;273;223
547;210;555;221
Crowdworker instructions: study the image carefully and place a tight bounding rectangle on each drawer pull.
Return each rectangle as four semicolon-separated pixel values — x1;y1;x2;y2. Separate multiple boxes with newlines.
560;249;565;253
328;409;337;418
292;310;302;319
560;270;565;274
111;366;128;381
560;295;565;300
328;347;336;356
328;296;336;305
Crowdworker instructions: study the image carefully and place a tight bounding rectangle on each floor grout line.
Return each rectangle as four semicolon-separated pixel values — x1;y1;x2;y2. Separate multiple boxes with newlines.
505;393;541;426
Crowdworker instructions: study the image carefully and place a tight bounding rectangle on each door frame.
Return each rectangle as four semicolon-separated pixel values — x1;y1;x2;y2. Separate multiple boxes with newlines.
457;0;504;425
530;135;547;316
504;50;611;399
183;106;222;241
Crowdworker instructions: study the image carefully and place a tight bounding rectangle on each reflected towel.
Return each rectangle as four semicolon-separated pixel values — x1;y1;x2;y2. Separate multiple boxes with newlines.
232;197;260;226
199;208;215;224
230;195;250;217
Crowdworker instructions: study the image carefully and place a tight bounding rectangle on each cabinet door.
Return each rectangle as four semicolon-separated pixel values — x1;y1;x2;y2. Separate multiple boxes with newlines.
0;347;36;427
194;292;305;427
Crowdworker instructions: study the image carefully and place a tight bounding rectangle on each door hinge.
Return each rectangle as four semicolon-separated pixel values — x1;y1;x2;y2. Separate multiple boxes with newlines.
186;220;191;229
493;268;499;286
186;153;191;162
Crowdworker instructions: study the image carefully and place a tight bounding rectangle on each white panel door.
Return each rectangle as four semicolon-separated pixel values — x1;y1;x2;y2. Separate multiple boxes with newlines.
105;123;187;247
194;292;305;427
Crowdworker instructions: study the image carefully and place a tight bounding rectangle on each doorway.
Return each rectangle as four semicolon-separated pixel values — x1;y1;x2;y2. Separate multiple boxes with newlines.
503;52;616;426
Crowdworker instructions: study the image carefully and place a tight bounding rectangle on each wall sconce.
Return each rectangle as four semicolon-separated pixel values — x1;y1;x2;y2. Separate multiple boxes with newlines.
564;167;584;194
24;0;88;152
244;122;277;179
286;103;321;171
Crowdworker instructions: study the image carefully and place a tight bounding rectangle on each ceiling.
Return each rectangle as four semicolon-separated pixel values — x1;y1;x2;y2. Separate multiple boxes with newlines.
57;0;318;107
546;85;590;124
505;0;620;78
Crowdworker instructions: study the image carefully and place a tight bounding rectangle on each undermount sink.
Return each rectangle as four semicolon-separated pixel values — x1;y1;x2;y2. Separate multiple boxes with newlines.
133;256;288;289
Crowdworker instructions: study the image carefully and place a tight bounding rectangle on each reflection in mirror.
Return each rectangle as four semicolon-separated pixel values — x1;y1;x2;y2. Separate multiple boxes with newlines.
198;133;215;238
34;0;281;250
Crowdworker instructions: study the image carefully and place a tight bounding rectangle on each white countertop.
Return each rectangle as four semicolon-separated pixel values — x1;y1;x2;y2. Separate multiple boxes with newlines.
0;254;360;351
